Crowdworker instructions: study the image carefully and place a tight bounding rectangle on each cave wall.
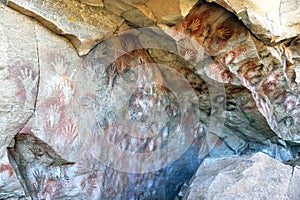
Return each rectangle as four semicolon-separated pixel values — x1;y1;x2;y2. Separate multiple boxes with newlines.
0;0;300;199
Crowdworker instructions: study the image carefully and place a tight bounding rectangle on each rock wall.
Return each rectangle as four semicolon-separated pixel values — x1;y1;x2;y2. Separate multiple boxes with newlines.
181;152;300;200
0;0;300;199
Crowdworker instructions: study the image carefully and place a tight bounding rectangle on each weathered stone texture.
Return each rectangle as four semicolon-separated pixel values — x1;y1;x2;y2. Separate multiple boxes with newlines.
0;4;39;198
207;0;300;45
165;1;300;143
2;8;203;198
182;153;300;200
1;0;300;199
79;0;103;7
7;0;123;56
104;0;198;26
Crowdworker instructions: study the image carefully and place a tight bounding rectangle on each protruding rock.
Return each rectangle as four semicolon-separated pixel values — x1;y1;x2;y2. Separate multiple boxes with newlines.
7;0;123;56
79;0;103;7
103;0;156;27
182;152;300;200
206;0;300;45
104;0;198;27
129;0;198;25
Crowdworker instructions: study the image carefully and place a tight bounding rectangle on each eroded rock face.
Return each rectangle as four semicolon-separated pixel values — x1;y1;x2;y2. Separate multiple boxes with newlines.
103;0;198;27
79;0;103;7
126;0;198;25
207;0;300;45
166;1;300;143
6;0;199;56
3;10;204;198
1;0;300;199
182;152;300;200
0;4;39;198
7;0;124;56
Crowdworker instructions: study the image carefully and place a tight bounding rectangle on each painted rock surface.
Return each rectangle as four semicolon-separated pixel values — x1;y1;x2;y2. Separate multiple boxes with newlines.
0;0;300;199
0;4;39;198
167;1;300;142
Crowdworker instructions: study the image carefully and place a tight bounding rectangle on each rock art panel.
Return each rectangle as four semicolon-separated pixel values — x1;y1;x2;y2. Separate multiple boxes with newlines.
7;17;216;198
207;0;300;45
8;133;76;199
165;1;300;142
217;85;293;161
148;47;293;162
0;5;39;198
7;0;124;56
2;0;300;199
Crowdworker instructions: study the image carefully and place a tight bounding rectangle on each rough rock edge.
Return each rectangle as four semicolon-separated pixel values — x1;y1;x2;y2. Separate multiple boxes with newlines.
6;0;123;56
205;0;300;46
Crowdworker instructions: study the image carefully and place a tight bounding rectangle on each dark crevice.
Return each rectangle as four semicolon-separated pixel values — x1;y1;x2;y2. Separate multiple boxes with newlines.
32;23;41;114
7;133;75;199
5;21;42;199
7;147;31;198
287;166;295;191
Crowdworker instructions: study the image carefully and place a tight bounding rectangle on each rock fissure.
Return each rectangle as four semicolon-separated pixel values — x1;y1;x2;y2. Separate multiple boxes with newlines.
32;24;41;114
